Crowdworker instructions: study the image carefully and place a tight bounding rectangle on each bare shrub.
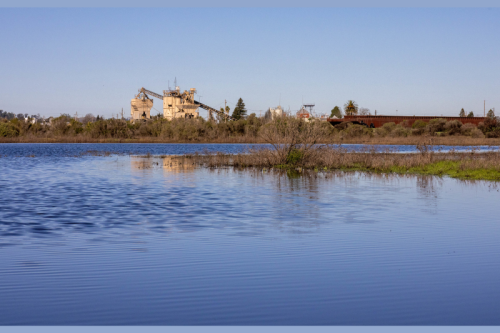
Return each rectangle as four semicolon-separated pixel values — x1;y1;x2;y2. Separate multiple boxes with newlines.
391;125;409;137
411;128;425;136
486;128;500;138
461;123;476;136
471;128;485;138
258;116;328;165
426;118;446;135
382;122;396;132
333;122;350;130
412;120;427;129
401;120;412;128
80;113;96;125
444;120;462;135
479;117;498;134
374;122;396;137
344;124;368;138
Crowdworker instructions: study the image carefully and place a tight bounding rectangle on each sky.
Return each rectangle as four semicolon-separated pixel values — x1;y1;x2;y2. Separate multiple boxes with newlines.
0;8;499;119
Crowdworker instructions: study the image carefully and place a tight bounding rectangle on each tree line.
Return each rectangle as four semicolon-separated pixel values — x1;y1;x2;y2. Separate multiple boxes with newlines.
328;102;495;119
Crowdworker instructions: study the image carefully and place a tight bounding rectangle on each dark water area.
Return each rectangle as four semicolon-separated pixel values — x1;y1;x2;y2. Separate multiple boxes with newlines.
1;142;499;158
1;144;500;325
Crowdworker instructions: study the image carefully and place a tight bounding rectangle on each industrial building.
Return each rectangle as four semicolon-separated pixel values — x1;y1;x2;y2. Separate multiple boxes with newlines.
130;90;153;121
131;86;232;121
269;106;284;120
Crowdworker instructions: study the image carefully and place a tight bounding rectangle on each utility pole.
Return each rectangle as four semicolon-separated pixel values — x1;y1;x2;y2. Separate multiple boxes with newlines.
225;99;227;122
121;108;124;119
484;100;486;117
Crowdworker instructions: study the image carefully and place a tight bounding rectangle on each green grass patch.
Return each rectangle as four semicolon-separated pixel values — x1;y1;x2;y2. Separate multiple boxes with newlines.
285;160;500;181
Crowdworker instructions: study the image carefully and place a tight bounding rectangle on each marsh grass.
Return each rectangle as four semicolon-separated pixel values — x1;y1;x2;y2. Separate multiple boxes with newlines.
174;148;500;181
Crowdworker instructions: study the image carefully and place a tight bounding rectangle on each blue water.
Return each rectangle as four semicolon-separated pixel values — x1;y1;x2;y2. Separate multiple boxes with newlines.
1;144;500;325
0;142;499;158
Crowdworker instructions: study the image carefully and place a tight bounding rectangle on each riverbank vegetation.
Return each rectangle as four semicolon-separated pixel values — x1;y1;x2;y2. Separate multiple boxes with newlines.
1;113;500;146
181;147;500;181
163;117;500;181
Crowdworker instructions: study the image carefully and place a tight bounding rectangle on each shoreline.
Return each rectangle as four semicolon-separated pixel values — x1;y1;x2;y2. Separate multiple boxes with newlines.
2;136;500;146
166;149;500;181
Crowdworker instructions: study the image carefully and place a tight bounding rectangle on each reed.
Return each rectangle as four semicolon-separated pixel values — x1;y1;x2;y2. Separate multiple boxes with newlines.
177;147;500;181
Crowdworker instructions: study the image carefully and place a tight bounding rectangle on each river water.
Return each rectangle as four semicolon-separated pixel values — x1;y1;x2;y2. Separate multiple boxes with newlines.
1;144;500;325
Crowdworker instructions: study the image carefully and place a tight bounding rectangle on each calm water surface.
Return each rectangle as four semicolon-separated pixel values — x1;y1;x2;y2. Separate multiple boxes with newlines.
1;144;500;325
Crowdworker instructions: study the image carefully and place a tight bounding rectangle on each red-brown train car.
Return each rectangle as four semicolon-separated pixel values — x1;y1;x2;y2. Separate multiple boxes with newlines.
328;115;486;128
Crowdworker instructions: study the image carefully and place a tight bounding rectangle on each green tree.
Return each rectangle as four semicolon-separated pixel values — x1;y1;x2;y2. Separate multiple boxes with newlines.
218;106;231;122
459;108;465;117
343;100;358;116
487;109;495;119
330;106;342;118
232;98;247;120
467;111;474;118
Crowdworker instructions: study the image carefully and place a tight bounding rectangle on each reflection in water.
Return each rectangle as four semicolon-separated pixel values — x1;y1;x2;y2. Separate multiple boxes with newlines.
0;155;492;240
416;175;442;215
2;154;500;325
131;156;196;173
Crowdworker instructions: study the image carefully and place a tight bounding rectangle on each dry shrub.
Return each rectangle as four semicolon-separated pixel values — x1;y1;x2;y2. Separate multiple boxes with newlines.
461;123;476;136
444;120;462;135
479;117;498;133
382;122;396;132
486;128;500;138
471;128;485;138
258;116;328;165
412;120;427;129
374;122;396;137
333;122;351;130
411;128;425;136
401;120;412;128
390;125;409;137
343;124;370;138
426;118;446;135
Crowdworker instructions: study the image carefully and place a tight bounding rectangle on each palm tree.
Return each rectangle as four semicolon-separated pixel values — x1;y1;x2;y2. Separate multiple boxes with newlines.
344;100;359;116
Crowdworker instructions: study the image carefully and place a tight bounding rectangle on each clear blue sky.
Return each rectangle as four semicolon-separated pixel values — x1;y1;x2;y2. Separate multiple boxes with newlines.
0;8;499;119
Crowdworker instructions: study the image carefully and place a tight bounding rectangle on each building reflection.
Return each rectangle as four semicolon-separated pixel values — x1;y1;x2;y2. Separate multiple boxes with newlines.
130;156;196;174
161;156;195;173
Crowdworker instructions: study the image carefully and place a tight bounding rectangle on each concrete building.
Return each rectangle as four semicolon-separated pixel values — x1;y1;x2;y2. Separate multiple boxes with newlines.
269;106;284;120
132;87;200;121
131;91;153;121
162;87;199;120
132;86;232;122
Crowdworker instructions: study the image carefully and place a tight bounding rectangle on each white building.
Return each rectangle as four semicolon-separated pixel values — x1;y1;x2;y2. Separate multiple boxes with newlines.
269;106;284;120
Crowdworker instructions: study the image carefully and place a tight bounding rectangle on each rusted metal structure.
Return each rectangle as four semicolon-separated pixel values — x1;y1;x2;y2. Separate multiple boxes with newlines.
328;115;486;128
